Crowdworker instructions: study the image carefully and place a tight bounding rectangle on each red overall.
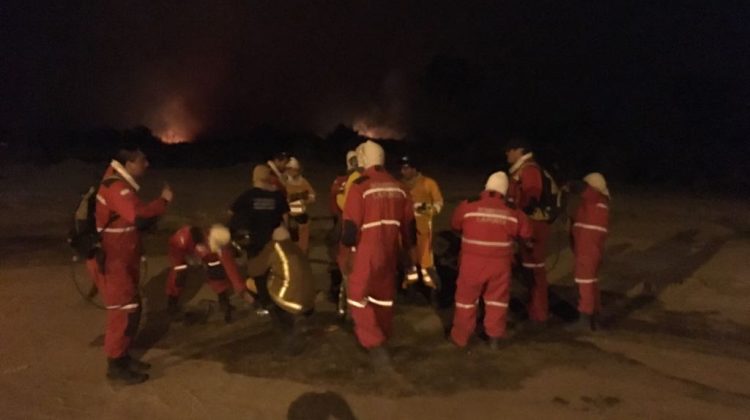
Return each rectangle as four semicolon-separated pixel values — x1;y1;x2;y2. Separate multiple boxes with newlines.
342;166;415;349
92;163;167;359
165;226;246;299
450;191;533;346
508;158;551;322
571;186;609;314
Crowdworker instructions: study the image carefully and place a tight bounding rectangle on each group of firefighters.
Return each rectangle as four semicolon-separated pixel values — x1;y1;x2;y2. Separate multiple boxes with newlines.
86;137;610;385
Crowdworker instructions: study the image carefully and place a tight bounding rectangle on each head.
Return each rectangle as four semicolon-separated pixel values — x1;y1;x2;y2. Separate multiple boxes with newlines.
356;140;385;169
252;164;275;190
485;171;509;196
115;147;149;179
272;151;290;169
583;172;610;197
286;157;301;178
345;150;358;172
399;155;418;180
208;224;231;252
272;226;291;242
504;137;531;165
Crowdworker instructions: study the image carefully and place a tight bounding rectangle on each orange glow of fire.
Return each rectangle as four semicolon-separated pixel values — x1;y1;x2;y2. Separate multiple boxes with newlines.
151;96;200;144
353;117;405;140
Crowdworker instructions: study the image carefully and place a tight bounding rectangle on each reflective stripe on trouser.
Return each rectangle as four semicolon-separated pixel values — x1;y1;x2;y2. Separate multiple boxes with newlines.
347;253;397;349
451;253;512;347
573;228;605;315
92;255;142;358
521;220;551;322
415;215;434;268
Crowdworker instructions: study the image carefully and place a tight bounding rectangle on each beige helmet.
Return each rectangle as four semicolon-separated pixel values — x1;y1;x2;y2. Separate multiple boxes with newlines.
356;140;385;169
485;171;509;195
208;224;231;252
286;157;301;170
583;172;610;197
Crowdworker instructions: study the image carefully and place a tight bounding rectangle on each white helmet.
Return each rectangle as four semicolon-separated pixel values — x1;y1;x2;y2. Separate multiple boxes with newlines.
485;171;509;195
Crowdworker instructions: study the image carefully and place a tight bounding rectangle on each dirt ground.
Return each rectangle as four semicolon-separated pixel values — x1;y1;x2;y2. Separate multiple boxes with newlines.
1;161;749;419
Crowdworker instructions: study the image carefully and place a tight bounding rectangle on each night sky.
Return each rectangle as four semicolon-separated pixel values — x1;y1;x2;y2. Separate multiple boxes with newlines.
1;1;748;155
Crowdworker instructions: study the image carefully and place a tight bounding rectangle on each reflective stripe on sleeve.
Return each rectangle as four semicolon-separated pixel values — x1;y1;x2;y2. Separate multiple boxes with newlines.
522;262;545;269
98;226;137;233
573;223;608;233
106;303;140;310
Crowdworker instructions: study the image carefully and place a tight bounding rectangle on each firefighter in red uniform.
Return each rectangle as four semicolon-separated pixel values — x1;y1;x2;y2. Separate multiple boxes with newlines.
567;172;610;331
342;140;417;366
450;172;533;349
165;224;254;323
505;138;551;325
91;146;172;385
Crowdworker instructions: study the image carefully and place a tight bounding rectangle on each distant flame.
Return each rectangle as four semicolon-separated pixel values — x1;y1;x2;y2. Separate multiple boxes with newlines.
151;96;200;144
353;117;405;140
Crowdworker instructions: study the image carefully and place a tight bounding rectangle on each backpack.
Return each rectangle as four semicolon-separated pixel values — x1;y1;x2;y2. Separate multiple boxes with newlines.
525;163;564;224
67;176;121;259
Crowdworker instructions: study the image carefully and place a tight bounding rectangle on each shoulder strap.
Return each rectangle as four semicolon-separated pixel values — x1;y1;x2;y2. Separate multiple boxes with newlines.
98;175;124;228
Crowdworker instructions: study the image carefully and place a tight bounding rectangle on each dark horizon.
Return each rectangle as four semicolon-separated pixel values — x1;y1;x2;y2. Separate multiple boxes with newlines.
1;1;748;188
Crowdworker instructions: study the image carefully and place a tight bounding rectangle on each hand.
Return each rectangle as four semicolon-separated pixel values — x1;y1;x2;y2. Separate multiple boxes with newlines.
161;183;174;203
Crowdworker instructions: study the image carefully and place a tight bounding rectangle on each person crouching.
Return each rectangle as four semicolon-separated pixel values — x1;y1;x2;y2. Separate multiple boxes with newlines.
246;226;316;354
165;224;254;323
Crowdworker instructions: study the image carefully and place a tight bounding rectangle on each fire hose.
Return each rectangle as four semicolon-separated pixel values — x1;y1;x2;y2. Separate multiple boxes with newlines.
69;255;149;311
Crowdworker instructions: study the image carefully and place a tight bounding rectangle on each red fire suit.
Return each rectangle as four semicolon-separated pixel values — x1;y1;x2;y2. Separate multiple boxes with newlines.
449;191;533;346
92;162;168;359
571;186;609;315
508;156;551;322
165;226;246;299
342;166;416;348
